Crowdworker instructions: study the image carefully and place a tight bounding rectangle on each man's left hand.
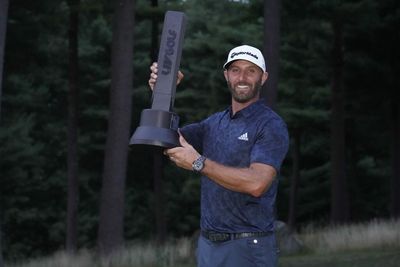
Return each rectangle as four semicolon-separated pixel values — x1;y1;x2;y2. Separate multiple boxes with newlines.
164;133;200;171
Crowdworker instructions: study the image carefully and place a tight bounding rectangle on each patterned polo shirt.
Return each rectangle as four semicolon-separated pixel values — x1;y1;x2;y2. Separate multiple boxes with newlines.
180;99;289;233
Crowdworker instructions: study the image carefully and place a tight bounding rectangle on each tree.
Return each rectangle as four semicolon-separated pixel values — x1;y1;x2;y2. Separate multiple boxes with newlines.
391;101;400;218
150;0;160;61
0;221;2;267
0;0;9;265
148;0;167;244
0;0;8;117
330;14;349;224
0;0;8;112
287;128;300;230
378;1;400;219
262;0;281;110
97;0;135;255
0;220;2;267
66;0;80;254
153;148;167;244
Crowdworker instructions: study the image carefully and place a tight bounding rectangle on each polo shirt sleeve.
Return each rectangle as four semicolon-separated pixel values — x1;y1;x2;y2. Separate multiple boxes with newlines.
250;117;289;172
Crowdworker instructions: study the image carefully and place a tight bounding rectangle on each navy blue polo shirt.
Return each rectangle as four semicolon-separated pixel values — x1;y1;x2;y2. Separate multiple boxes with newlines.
180;99;289;233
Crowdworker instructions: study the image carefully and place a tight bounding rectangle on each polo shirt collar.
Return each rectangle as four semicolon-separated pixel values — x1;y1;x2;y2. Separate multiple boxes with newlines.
227;98;266;119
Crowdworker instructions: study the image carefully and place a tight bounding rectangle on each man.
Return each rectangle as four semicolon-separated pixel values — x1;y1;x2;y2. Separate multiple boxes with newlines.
148;45;289;267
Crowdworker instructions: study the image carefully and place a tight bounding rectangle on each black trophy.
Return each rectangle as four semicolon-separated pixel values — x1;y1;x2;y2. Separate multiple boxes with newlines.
129;11;187;148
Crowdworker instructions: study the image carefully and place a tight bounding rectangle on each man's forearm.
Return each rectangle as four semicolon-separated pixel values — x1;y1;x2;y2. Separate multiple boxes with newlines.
201;159;276;197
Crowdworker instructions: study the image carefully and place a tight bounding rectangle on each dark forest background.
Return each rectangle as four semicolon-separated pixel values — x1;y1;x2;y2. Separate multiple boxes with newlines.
0;0;399;262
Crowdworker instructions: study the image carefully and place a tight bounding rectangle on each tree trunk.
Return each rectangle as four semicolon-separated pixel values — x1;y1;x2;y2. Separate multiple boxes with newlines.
390;100;400;218
153;149;166;244
330;16;349;224
150;0;159;62
0;0;9;119
0;215;3;267
288;128;300;230
98;0;134;256
66;0;80;254
149;0;166;245
262;0;281;110
0;0;9;265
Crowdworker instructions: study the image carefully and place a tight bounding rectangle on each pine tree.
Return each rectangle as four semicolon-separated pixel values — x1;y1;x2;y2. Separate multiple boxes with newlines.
97;0;135;255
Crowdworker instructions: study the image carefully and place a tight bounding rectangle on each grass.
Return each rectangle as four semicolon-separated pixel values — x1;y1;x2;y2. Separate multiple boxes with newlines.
7;238;196;267
98;238;195;267
299;218;400;252
279;247;400;267
279;218;400;267
6;219;400;267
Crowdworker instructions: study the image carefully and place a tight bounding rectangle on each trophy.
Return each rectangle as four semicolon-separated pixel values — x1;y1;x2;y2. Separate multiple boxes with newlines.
129;11;187;148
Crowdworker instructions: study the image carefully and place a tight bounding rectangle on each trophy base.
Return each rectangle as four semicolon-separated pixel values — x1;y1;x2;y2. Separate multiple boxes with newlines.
129;109;180;148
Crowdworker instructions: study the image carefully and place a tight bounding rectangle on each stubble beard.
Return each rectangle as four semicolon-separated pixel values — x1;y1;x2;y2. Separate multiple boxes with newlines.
228;80;262;103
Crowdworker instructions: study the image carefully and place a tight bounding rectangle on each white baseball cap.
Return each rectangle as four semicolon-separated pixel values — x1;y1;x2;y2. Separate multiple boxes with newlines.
223;45;266;72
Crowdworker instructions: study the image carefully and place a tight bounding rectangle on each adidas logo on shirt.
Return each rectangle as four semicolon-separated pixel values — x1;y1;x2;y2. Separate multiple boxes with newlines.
238;132;249;141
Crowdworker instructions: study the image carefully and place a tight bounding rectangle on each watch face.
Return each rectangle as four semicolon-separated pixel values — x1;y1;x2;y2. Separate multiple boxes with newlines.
193;161;203;171
193;156;205;171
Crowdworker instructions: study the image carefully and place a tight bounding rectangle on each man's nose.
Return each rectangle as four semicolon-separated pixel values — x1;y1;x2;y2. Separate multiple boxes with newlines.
238;71;246;81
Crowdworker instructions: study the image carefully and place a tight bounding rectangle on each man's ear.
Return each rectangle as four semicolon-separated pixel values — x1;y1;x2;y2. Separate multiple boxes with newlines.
223;69;228;81
261;72;269;86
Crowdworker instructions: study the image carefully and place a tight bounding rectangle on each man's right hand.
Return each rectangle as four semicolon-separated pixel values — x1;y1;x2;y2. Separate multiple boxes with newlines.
148;62;184;91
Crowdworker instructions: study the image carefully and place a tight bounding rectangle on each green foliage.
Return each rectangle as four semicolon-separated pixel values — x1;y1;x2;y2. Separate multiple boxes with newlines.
0;114;66;260
1;0;399;261
175;0;264;123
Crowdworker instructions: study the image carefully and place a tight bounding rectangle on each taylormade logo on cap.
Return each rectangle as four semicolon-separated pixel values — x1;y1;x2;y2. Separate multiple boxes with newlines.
223;45;266;72
231;51;259;60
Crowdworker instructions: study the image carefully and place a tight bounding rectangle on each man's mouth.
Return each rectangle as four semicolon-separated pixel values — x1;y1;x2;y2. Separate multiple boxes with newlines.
236;84;250;90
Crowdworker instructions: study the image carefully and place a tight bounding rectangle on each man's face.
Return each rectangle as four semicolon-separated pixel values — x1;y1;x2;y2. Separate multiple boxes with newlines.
224;60;268;103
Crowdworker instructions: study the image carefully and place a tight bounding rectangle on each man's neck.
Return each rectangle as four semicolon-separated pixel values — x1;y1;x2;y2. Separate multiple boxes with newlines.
231;97;260;115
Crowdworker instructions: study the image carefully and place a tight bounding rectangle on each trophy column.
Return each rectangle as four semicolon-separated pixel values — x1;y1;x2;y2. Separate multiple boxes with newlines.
129;11;187;148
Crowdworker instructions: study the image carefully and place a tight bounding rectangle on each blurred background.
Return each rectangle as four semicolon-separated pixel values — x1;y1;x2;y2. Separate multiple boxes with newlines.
0;0;399;265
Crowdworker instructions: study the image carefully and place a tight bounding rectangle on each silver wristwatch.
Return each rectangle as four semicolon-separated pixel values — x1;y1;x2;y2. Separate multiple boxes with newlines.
192;155;206;172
